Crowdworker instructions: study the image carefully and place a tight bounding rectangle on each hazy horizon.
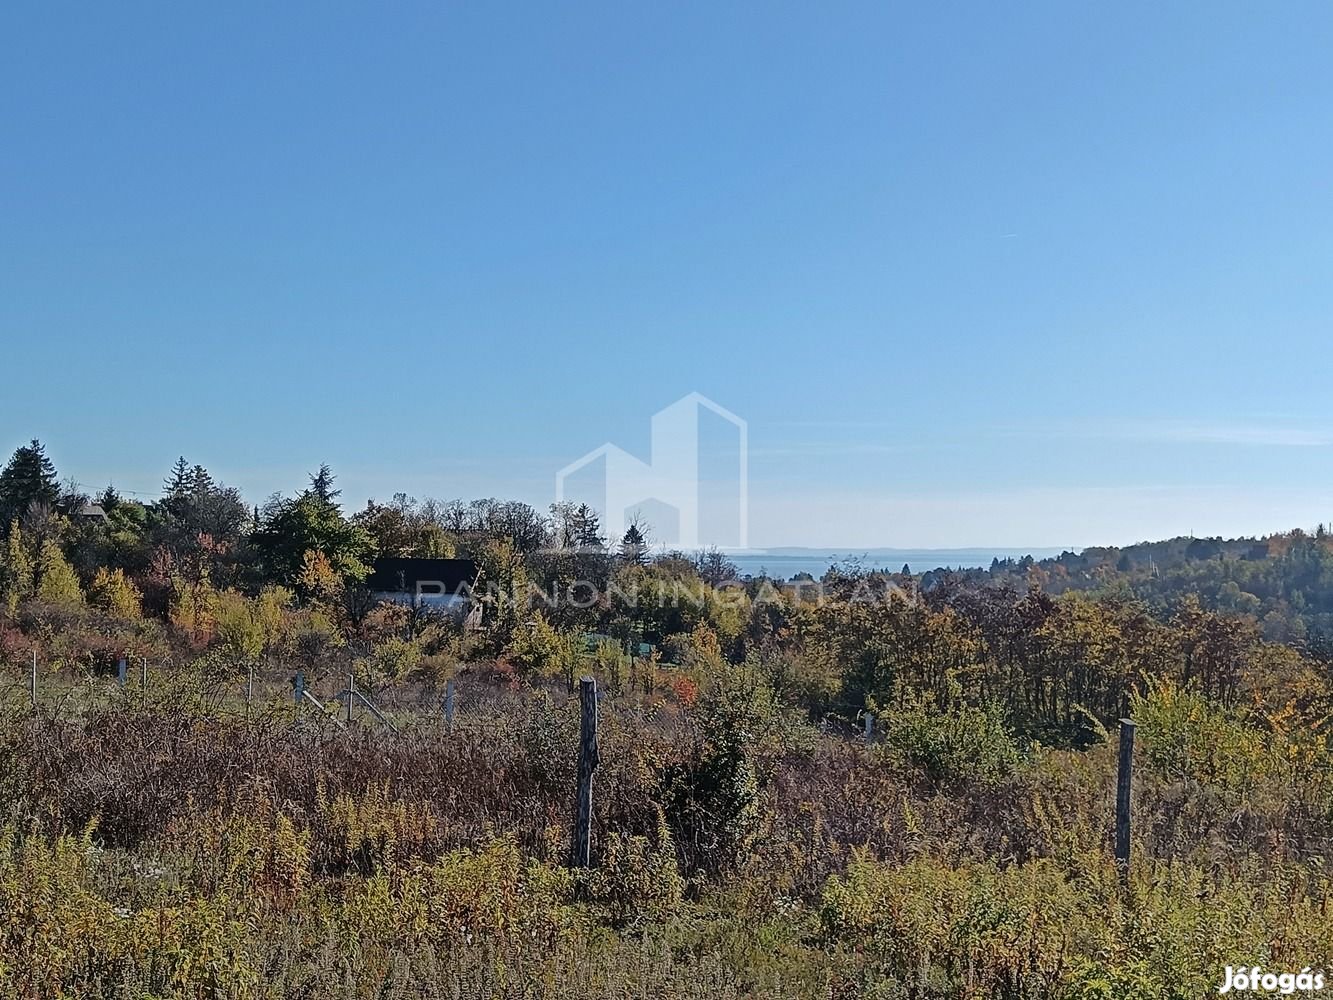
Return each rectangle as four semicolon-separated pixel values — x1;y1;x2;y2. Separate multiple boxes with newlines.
14;441;1331;553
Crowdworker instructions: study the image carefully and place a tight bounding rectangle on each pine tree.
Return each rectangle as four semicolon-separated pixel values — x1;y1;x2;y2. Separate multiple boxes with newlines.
0;439;60;527
190;464;214;496
164;456;191;497
573;503;604;551
155;458;249;573
620;522;648;565
252;466;371;588
307;464;341;504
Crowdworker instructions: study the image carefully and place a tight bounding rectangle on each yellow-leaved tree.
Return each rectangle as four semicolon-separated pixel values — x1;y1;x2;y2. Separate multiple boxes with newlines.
1;520;33;614
34;539;82;608
89;567;142;620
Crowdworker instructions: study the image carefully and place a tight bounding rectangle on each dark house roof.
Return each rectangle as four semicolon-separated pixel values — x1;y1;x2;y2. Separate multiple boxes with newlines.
366;557;479;595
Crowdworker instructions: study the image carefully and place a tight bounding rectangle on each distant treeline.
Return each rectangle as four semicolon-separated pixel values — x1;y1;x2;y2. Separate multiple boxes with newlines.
2;438;1330;752
931;528;1333;649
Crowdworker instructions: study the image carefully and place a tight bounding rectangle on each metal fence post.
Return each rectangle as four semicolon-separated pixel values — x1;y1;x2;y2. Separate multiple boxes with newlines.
1115;718;1136;874
347;672;355;725
864;712;874;741
118;657;127;689
294;671;305;706
571;676;599;869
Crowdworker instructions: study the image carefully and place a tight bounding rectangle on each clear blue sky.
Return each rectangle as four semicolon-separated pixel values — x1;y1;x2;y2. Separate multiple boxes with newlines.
4;2;1332;548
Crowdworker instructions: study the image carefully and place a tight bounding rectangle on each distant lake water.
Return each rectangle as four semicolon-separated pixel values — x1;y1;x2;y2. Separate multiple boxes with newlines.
724;548;1067;580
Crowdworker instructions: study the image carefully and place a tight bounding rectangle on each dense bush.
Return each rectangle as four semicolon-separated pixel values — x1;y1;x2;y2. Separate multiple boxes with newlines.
878;692;1021;787
663;671;774;878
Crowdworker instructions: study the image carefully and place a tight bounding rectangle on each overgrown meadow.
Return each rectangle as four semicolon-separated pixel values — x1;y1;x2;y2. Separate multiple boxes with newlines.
1;446;1333;997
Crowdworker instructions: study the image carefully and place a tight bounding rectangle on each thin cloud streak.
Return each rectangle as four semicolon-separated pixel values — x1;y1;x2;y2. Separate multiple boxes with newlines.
1113;421;1333;447
1002;420;1333;448
748;442;911;458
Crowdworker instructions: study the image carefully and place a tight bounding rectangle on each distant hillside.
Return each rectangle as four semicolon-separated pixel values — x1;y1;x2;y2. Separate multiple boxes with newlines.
954;528;1333;645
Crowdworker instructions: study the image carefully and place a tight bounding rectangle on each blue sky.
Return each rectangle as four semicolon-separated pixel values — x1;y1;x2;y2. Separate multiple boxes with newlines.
3;2;1333;549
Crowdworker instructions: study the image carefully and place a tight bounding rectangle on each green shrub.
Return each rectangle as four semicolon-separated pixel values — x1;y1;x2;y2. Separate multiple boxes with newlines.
579;826;685;926
1131;677;1275;791
663;671;775;877
879;694;1021;787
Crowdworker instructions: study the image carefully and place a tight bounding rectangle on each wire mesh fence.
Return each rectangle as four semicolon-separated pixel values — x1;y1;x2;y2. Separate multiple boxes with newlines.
0;650;528;737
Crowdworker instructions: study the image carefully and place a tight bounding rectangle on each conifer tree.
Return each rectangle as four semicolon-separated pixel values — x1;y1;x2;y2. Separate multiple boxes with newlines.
0;439;60;527
308;464;341;504
164;456;191;497
620;522;648;565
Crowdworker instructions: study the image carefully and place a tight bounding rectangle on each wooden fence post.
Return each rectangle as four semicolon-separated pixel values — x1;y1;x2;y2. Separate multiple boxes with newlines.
30;649;37;711
141;657;147;709
444;678;456;731
246;662;254;718
571;676;599;868
347;672;355;725
1115;718;1136;873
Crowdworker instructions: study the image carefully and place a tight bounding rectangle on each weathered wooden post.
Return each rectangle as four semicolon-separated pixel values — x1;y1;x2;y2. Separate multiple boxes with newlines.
571;676;599;868
347;672;355;725
141;657;147;709
246;662;254;718
30;649;37;710
117;657;128;689
444;678;456;731
1115;718;1136;873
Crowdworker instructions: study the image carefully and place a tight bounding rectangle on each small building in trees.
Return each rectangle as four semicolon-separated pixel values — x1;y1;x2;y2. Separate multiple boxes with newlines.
366;557;479;615
75;502;108;523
